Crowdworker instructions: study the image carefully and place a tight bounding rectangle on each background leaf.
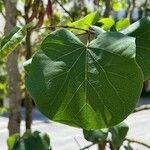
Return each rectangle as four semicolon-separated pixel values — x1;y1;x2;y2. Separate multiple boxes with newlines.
116;18;130;31
7;130;50;150
0;27;26;59
98;18;115;31
68;11;100;34
7;134;20;150
0;27;20;48
109;122;129;148
121;17;150;80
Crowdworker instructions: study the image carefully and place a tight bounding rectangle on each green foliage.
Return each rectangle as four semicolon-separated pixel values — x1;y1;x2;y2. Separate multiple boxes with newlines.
83;128;108;144
116;18;130;31
111;0;128;11
112;1;122;12
0;107;8;115
121;17;150;80
7;134;20;150
98;18;115;31
68;11;100;34
83;122;129;149
7;130;51;150
97;17;130;31
25;28;143;130
0;27;20;48
109;122;129;148
0;27;26;59
0;60;7;99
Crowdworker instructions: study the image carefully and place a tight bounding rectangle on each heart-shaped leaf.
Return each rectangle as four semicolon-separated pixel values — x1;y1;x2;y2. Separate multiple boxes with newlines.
121;17;150;80
25;29;143;130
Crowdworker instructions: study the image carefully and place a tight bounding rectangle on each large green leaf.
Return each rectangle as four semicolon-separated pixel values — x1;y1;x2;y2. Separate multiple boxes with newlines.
25;29;143;130
68;11;100;34
121;17;150;80
109;122;129;148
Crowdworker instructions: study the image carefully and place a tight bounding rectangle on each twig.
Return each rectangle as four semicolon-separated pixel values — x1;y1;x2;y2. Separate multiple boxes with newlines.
55;0;74;21
125;138;150;149
33;25;95;34
80;143;95;150
133;104;150;113
74;137;82;149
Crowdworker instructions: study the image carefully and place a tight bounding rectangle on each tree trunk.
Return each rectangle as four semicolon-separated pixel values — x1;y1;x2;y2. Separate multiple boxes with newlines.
103;0;111;17
24;30;32;130
24;1;32;129
4;0;21;135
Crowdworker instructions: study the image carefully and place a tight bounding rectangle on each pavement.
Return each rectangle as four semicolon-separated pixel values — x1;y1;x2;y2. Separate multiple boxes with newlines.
0;98;150;150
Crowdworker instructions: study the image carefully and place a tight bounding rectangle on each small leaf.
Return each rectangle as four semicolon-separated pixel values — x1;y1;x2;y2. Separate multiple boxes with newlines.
47;0;53;18
7;134;20;150
0;27;20;48
116;18;130;31
40;133;50;146
98;18;115;31
25;29;143;130
121;17;150;80
83;128;108;144
109;122;129;148
68;11;100;34
0;27;26;59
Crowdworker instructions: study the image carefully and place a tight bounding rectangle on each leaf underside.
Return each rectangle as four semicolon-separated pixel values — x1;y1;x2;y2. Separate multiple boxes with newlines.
25;29;143;130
